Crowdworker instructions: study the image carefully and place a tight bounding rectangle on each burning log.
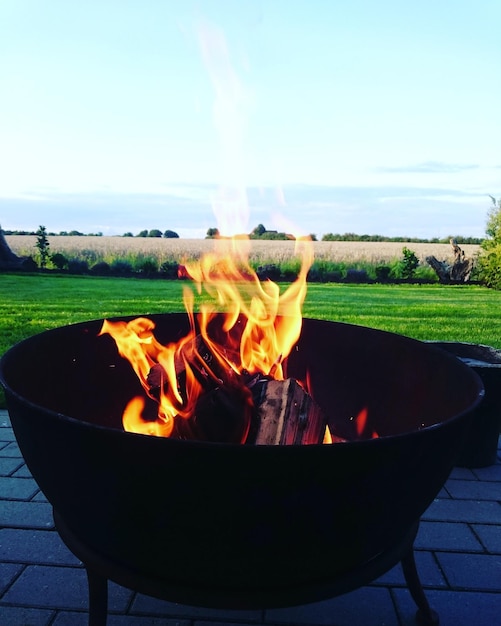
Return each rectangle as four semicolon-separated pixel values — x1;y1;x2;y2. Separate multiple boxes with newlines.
247;377;327;445
146;337;326;445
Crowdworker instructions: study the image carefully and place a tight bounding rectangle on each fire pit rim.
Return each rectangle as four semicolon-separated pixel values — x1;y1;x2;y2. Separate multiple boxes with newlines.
0;314;485;448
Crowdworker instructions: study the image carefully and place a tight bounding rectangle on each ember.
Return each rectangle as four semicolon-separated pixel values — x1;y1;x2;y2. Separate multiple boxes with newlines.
99;236;325;444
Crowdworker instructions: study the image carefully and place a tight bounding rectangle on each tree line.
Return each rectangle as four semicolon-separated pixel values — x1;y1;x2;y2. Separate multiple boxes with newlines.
4;228;180;238
206;224;483;244
3;225;484;244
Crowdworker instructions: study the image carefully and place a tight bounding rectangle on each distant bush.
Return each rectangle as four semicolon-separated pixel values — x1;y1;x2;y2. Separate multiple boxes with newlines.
67;259;89;274
135;257;158;275
90;261;111;276
256;264;281;281
159;261;179;278
50;252;68;271
375;265;391;282
345;268;370;283
110;259;133;275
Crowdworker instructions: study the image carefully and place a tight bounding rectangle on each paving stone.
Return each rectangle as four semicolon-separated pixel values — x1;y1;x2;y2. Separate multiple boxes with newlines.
435;552;501;591
0;561;23;594
131;595;261;622
0;529;80;565
393;587;501;626
422;498;501;523
472;523;501;553
448;466;477;481
2;565;132;612
373;550;447;588
50;611;89;626
12;464;33;479
0;413;11;427
265;586;399;626
194;622;263;626
0;605;54;626
0;442;22;457
472;463;501;482
108;616;190;626
436;486;449;499
414;520;483;552
0;457;24;477
0;500;53;529
0;429;16;443
445;478;501;500
0;476;39;500
53;614;191;626
32;490;48;503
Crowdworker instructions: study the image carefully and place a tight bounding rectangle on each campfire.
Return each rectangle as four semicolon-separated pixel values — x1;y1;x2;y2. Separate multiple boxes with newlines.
99;235;339;446
0;257;484;625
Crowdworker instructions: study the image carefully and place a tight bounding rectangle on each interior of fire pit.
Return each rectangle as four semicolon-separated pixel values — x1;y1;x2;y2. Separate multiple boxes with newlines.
0;315;483;600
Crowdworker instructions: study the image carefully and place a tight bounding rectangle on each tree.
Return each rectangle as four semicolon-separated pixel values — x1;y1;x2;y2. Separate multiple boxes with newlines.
35;225;50;269
148;229;163;238
163;229;179;238
137;230;148;237
397;247;419;279
252;223;266;237
206;227;220;239
477;196;501;289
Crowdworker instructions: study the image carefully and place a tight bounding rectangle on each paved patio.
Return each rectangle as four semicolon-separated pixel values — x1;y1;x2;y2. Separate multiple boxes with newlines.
0;408;500;626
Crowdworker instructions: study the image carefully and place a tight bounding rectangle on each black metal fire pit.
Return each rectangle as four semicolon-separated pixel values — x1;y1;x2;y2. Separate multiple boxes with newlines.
0;315;483;625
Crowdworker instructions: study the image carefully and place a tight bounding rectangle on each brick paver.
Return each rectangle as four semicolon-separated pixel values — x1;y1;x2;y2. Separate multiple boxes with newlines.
1;409;500;625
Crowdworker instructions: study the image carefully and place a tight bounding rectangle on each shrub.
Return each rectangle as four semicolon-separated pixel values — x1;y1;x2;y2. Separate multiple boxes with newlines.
256;264;281;281
323;270;343;282
50;252;68;270
395;247;419;279
136;257;158;275
345;268;370;283
90;261;111;276
375;265;391;282
110;259;133;275
477;197;501;289
67;259;89;274
159;261;179;278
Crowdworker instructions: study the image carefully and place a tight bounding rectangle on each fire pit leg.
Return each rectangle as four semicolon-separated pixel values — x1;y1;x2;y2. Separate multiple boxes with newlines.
401;549;439;626
86;567;108;626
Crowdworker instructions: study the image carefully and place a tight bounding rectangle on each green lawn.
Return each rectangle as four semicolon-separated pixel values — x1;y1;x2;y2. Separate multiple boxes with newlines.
2;273;501;407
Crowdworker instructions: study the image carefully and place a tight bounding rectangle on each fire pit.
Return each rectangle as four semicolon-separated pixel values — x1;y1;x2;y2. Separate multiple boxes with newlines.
0;314;483;625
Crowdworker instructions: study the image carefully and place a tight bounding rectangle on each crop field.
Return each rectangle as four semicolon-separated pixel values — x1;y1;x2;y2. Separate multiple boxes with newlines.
6;235;481;265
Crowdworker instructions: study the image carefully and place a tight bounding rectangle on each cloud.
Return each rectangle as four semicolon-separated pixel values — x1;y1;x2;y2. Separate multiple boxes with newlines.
0;182;490;239
375;161;480;174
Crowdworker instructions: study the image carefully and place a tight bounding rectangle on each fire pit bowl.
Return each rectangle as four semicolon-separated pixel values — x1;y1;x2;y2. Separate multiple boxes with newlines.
0;315;483;615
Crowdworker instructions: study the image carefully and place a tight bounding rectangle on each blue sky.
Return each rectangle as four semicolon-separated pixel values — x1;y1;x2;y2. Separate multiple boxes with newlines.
1;0;500;238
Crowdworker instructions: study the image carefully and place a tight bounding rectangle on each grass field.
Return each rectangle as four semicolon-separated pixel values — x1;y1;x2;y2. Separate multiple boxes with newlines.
6;235;481;265
1;273;500;407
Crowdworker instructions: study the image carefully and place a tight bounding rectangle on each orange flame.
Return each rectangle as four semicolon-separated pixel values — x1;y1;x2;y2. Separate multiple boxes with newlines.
352;407;379;440
99;236;313;440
